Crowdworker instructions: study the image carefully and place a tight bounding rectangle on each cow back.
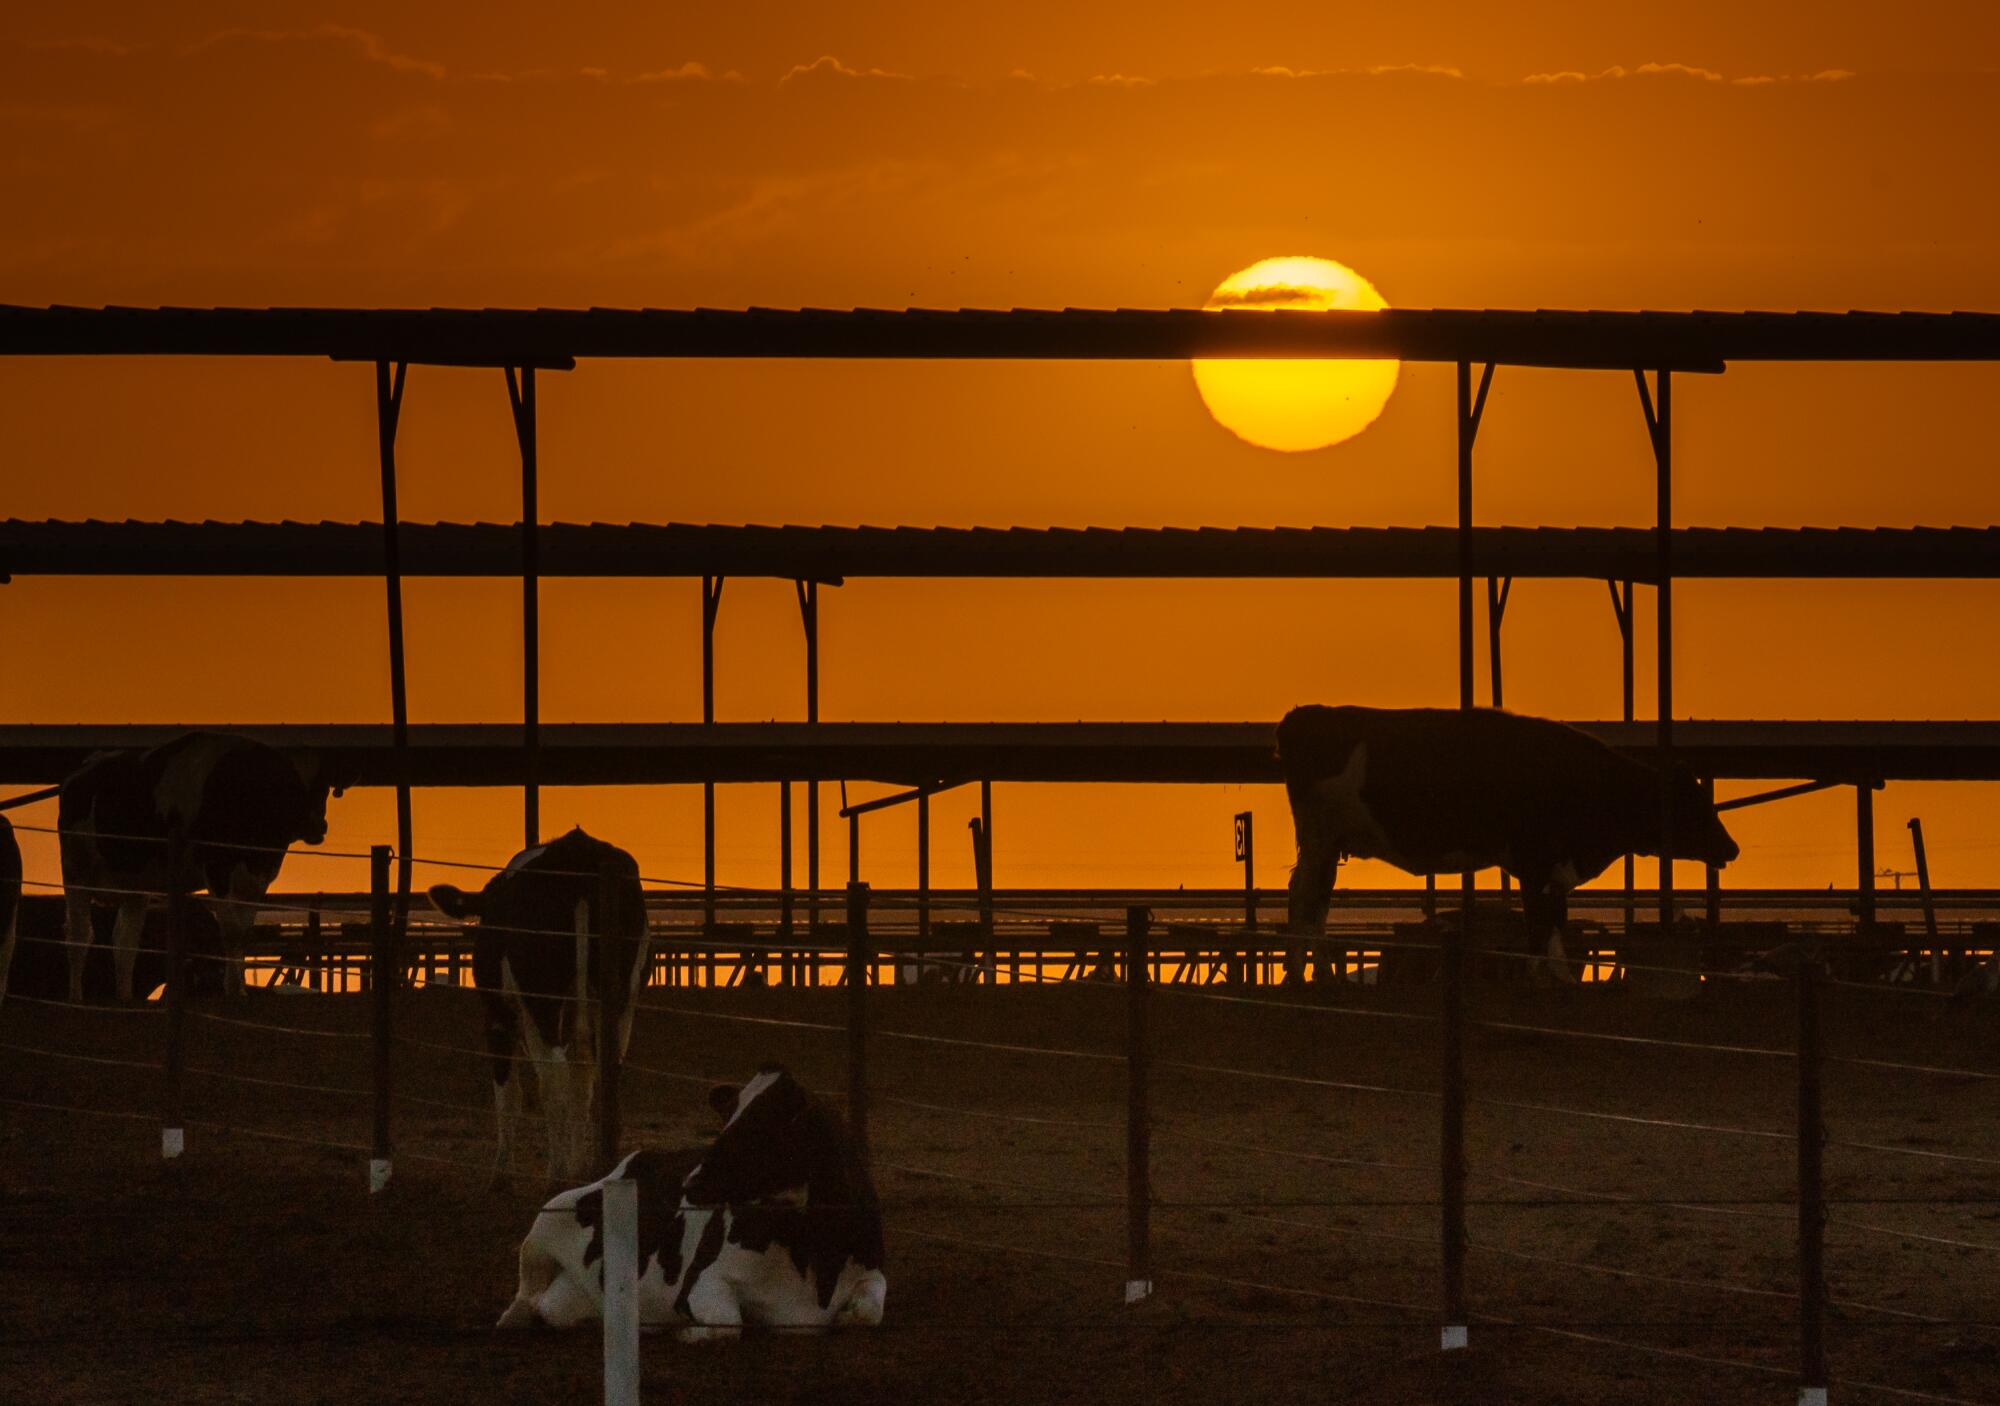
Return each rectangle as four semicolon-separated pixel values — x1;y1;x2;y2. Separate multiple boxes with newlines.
470;828;646;1050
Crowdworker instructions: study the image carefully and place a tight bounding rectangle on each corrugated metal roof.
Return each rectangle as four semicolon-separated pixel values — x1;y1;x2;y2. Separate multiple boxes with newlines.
0;721;1994;786
2;520;1995;581
5;306;2000;369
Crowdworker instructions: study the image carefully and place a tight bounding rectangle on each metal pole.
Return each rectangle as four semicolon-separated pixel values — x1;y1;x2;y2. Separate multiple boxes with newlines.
1124;905;1153;1305
1704;777;1722;932
368;844;393;1193
596;869;623;1176
1615;579;1637;936
507;366;540;850
845;881;871;1163
917;789;931;953
1240;810;1256;935
848;811;860;887
1797;954;1829;1404
800;581;820;931
601;1175;640;1406
374;361;413;956
979;781;995;945
780;781;795;944
1645;370;1676;940
1856;783;1877;934
702;576;723;932
163;847;187;1162
1488;577;1510;903
1909;817;1940;982
1444;358;1486;1353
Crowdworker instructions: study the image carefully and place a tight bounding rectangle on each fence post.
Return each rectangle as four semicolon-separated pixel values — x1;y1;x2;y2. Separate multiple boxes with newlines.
369;844;393;1194
1440;888;1469;1351
1124;905;1153;1305
163;842;188;1162
846;881;871;1163
597;869;624;1177
601;1173;640;1406
1797;953;1829;1405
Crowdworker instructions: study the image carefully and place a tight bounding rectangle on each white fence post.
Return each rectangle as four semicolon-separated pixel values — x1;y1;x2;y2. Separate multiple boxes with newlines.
602;1175;640;1406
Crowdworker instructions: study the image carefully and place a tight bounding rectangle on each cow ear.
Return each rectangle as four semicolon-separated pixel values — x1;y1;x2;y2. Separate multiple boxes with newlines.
707;1084;739;1122
427;884;478;920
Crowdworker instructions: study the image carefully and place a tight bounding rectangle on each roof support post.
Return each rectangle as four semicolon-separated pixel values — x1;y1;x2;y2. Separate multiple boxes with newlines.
1856;780;1878;933
702;575;725;931
505;366;540;849
1443;358;1490;1354
797;580;820;930
374;360;413;960
1487;575;1512;899
1607;579;1637;934
1635;369;1675;938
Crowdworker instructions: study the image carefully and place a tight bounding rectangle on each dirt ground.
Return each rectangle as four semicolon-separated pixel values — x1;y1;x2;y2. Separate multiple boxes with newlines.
3;976;1997;1406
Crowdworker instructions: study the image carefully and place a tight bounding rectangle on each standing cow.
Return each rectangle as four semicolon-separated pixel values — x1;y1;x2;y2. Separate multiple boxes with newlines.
59;732;340;1002
1278;706;1740;983
425;827;651;1183
498;1064;887;1337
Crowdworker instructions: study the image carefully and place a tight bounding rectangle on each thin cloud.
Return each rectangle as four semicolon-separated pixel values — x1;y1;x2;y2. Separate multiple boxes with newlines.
1523;62;1851;86
182;25;448;81
780;55;911;84
1205;283;1325;309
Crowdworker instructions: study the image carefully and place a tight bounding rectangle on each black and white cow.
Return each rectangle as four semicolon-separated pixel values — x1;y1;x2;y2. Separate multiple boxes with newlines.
1279;705;1740;983
426;828;650;1183
498;1065;887;1337
59;732;340;1002
0;816;19;1005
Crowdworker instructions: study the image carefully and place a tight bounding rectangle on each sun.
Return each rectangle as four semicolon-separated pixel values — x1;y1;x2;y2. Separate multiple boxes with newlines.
1191;255;1399;453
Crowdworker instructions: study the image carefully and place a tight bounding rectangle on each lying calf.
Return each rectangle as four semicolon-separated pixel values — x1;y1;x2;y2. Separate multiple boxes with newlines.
498;1065;887;1337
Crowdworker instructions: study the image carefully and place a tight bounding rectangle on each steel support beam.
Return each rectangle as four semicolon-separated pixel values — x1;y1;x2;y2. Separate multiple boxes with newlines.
702;575;725;929
373;361;413;955
797;580;820;929
505;366;540;849
1444;358;1491;1352
1636;370;1674;932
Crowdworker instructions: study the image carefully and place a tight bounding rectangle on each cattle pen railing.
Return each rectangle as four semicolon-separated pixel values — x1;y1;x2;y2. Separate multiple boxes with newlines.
17;884;1995;999
3;844;1998;1406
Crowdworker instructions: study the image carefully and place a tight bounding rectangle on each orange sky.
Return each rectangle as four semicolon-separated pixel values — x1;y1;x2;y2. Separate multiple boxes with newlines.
3;7;1998;899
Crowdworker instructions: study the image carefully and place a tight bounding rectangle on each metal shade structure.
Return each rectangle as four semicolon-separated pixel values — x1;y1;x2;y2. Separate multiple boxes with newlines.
6;304;2000;371
4;520;1999;582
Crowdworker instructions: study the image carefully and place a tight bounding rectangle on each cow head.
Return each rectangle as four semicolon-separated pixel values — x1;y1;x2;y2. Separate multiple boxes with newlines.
1667;768;1740;868
286;752;356;848
682;1065;817;1205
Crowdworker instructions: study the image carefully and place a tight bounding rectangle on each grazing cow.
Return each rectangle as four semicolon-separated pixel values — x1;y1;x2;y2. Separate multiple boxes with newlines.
497;1064;887;1337
425;828;650;1183
1279;706;1740;983
0;816;17;1005
59;732;341;1002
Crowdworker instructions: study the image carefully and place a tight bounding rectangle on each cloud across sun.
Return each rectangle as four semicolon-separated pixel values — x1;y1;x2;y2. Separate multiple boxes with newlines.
1192;255;1399;453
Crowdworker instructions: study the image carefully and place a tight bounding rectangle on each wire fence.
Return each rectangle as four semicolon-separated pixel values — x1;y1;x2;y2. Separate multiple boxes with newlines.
4;836;1998;1405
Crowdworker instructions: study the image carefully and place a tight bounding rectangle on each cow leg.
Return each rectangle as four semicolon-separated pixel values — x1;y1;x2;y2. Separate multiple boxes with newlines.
678;1269;745;1343
501;957;568;1180
1544;896;1576;984
491;1069;528;1186
218;861;276;998
618;931;653;1060
110;899;148;1003
834;1267;889;1328
1283;799;1341;985
0;906;16;1005
65;893;97;1002
496;1232;567;1329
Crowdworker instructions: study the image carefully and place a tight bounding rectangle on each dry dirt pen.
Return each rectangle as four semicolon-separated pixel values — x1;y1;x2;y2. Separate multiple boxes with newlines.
3;887;1999;1406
